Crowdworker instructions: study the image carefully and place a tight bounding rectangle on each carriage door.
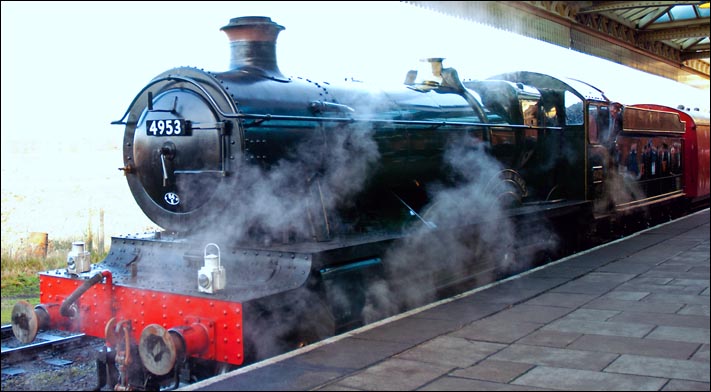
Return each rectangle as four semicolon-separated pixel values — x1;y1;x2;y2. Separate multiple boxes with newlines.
587;103;611;205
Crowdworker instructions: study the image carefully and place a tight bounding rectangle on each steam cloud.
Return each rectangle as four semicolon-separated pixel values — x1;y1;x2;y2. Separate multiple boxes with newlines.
194;122;380;245
360;135;557;323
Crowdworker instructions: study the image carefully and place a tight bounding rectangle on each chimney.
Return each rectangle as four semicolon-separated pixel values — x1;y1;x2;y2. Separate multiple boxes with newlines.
220;16;285;78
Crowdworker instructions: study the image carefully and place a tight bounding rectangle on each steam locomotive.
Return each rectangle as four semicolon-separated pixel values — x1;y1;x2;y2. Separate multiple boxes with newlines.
11;16;709;390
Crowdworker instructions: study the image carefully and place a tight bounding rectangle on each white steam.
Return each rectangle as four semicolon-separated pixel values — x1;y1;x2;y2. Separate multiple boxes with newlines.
196;123;380;244
360;134;540;322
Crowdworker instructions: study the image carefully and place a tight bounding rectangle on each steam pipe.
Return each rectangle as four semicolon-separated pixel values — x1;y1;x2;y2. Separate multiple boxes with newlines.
60;270;112;318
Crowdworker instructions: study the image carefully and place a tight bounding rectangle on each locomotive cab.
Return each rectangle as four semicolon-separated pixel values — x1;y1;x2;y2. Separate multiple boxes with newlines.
464;79;541;126
464;79;543;171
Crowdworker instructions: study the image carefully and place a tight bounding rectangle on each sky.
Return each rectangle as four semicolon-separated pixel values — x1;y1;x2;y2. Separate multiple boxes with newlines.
1;1;709;248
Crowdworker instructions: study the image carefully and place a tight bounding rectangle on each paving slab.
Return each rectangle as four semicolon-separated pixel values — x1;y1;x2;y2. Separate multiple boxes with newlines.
516;329;583;348
325;358;453;391
450;319;543;343
512;366;668;390
353;314;462;345
411;299;505;324
605;354;710;382
489;344;619;371
691;344;709;362
481;303;573;324
292;336;412;370
609;310;709;328
524;292;598;308
543;318;656;338
662;380;711;391
678;304;710;316
614;282;702;295
601;290;650;301
450;359;534;383
418;376;546;391
192;362;343;391
583;297;684;313
563;308;621;321
567;334;700;359
394;335;506;368
646;325;710;344
642;292;711;305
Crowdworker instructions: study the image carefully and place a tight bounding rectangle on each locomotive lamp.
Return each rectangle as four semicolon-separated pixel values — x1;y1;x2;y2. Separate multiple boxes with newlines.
198;243;226;294
67;241;91;274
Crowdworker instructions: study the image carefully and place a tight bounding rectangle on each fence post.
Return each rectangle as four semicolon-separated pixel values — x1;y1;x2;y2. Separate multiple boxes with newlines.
28;232;48;259
99;209;105;254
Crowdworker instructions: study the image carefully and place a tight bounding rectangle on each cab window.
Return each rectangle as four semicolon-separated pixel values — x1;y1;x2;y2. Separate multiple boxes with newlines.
565;91;583;125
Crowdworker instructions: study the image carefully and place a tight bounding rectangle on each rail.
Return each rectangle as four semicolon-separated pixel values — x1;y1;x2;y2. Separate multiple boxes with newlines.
1;324;87;364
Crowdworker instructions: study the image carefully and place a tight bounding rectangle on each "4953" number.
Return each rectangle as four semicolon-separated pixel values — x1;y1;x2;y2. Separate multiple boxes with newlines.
146;119;188;136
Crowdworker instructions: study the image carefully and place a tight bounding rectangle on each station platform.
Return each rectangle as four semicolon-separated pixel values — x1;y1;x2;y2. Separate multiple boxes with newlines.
185;209;709;391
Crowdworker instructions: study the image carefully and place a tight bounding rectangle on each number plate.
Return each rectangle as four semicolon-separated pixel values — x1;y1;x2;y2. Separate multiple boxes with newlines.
146;119;189;136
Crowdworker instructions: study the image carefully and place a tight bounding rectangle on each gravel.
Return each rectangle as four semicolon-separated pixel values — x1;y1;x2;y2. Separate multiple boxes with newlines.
2;335;106;391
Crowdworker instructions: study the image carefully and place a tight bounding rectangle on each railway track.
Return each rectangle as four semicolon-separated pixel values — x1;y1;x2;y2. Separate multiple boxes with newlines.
1;324;89;364
2;324;105;391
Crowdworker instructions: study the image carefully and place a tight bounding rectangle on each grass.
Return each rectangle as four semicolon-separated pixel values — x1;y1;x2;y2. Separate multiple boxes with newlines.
0;240;107;325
